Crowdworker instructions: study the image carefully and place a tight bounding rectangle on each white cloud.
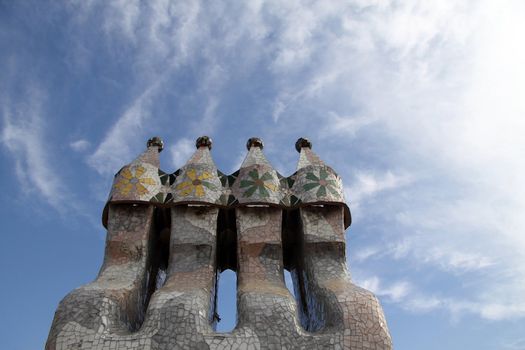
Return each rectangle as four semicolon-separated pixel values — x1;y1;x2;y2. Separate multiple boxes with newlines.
404;296;443;313
424;248;495;272
352;246;381;263
357;276;412;303
378;239;495;274
82;2;231;176
69;139;90;152
477;303;525;321
352;241;494;274
409;297;525;322
1;88;68;211
102;0;141;43
346;171;412;206
357;275;525;321
320;112;376;138
87;81;162;175
169;138;194;169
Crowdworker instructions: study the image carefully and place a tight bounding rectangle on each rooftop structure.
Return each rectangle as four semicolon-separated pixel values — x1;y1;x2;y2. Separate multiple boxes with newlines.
46;136;392;349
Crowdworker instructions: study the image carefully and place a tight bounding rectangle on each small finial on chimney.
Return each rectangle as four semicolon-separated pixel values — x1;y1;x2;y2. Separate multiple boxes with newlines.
246;137;264;150
196;136;213;150
147;136;164;152
295;137;312;152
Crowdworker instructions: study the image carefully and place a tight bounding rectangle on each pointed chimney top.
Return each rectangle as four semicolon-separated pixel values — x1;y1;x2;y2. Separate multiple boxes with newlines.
170;136;222;206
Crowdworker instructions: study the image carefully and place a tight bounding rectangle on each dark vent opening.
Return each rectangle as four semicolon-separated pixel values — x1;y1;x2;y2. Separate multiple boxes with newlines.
216;208;237;272
151;207;170;291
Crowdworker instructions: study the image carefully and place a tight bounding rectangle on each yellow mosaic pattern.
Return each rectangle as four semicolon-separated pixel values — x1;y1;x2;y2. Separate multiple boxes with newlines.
114;166;157;196
175;168;215;197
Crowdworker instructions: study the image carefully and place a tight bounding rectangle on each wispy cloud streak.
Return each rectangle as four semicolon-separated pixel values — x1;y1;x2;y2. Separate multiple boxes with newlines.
87;81;162;175
1;88;68;211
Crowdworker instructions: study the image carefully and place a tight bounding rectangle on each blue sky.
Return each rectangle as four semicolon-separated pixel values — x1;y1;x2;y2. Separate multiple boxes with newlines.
1;0;525;349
